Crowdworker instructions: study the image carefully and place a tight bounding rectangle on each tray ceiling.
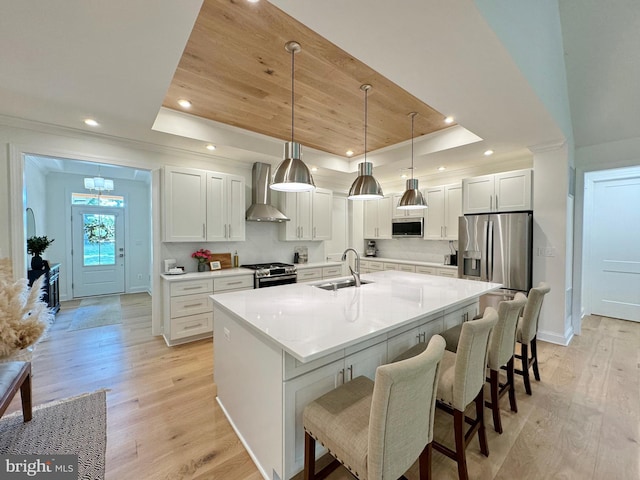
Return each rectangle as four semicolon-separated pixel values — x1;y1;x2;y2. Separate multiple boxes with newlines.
162;0;453;158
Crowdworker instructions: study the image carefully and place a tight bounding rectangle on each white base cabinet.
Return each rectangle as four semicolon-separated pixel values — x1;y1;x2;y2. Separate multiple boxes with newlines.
162;274;252;346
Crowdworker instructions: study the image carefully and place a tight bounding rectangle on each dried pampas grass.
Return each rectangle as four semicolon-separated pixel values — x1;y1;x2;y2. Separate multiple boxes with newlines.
0;258;52;358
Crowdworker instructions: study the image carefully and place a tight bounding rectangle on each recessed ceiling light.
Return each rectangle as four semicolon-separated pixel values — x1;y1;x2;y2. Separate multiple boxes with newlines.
444;116;454;124
178;99;192;108
346;150;354;157
247;0;260;3
438;166;446;171
206;144;216;151
311;167;318;172
84;118;99;127
484;149;494;156
401;174;408;179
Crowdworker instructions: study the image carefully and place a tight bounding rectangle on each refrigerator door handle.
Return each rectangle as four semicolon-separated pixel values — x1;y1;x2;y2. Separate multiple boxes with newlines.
487;220;494;281
481;220;489;282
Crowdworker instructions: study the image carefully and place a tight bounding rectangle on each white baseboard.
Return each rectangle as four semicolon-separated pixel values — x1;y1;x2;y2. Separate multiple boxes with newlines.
127;286;151;294
538;325;574;346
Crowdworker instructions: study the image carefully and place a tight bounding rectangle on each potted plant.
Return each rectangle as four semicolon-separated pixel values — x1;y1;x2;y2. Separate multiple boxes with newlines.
191;248;212;272
27;235;54;271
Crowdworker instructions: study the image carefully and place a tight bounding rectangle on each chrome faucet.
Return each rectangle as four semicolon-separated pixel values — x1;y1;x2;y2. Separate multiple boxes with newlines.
341;248;362;287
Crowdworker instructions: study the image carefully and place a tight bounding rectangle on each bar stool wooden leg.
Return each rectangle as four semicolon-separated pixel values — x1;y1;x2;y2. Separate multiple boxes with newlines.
521;344;532;395
488;369;502;434
453;409;469;480
304;432;315;480
475;388;489;457
531;337;541;381
419;443;433;480
506;357;518;413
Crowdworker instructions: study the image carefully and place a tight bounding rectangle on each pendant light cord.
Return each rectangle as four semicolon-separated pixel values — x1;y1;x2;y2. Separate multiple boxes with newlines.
410;112;417;180
364;86;368;163
291;46;295;143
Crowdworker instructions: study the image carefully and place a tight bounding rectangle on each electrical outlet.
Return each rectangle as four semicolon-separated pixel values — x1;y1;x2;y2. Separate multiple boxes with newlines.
224;327;230;341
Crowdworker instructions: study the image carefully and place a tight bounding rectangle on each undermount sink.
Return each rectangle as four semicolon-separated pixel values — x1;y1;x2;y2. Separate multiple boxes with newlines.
314;279;373;291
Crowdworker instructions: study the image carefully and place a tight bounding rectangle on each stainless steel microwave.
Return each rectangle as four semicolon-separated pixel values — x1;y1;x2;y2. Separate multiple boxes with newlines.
392;217;424;238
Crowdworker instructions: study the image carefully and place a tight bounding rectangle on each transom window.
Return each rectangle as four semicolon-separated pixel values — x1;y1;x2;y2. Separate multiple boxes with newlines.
71;192;124;207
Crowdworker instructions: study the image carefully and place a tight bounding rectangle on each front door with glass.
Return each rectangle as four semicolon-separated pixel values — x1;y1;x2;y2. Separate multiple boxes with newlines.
72;205;125;297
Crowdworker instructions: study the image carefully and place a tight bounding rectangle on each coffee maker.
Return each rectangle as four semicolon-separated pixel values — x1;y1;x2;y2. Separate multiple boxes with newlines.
365;240;377;257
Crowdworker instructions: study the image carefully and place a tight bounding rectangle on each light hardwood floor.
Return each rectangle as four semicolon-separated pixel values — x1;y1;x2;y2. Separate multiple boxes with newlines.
5;293;639;479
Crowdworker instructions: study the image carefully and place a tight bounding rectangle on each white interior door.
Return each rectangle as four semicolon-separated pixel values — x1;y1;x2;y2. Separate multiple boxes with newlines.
590;176;640;321
72;205;125;297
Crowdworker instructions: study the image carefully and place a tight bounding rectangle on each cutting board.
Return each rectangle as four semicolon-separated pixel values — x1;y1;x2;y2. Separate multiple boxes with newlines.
210;253;232;269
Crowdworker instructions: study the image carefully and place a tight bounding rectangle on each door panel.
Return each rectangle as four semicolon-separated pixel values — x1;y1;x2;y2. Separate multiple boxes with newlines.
591;177;640;321
72;206;125;297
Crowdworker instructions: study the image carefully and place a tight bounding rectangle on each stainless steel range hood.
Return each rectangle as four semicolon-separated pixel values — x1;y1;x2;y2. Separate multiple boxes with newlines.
245;162;290;222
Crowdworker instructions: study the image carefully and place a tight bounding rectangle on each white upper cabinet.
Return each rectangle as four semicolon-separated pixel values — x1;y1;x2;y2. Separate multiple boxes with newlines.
279;188;333;241
206;172;246;242
424;183;461;240
163;166;207;242
364;196;392;239
462;169;532;214
312;188;333;240
163;166;245;243
391;193;425;218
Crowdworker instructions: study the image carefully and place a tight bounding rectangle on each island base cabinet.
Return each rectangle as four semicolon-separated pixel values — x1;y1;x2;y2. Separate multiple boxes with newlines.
213;306;285;480
387;315;444;362
284;340;388;476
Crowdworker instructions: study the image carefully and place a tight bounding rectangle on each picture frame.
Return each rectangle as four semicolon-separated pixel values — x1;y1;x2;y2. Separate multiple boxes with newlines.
209;261;221;271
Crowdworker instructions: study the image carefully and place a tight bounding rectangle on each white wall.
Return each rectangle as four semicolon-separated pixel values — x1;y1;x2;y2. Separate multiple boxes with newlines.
24;158;48;241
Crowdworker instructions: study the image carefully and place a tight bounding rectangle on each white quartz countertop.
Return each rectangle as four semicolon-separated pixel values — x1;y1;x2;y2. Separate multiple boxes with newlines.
211;270;501;363
161;267;254;282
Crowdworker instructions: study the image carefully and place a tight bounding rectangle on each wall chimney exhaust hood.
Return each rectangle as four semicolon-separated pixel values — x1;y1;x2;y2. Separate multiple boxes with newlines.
245;162;290;222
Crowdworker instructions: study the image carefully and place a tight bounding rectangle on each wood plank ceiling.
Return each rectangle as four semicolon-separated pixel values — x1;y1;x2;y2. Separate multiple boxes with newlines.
163;0;453;158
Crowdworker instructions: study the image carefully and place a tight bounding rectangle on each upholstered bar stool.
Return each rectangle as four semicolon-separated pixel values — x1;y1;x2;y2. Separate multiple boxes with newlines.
438;295;527;433
432;309;497;480
392;309;498;480
303;335;446;480
515;282;550;395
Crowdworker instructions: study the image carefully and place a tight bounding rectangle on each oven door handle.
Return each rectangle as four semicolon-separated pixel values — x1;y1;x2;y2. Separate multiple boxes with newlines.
257;274;298;287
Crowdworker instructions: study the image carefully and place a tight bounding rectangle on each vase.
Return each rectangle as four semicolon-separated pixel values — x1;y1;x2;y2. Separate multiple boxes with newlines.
31;255;44;271
197;263;206;272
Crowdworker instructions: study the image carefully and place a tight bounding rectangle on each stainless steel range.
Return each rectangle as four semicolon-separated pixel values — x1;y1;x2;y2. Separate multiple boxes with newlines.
242;262;297;288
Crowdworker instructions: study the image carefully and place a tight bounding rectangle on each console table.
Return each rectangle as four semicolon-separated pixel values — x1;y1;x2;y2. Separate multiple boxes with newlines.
28;263;60;315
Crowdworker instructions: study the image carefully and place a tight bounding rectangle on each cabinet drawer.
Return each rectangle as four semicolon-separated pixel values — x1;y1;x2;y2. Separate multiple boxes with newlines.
437;268;457;278
170;279;213;296
384;263;399;271
171;312;213;340
298;268;322;282
214;275;253;292
171;293;212;318
362;260;383;271
322;266;342;278
398;264;416;273
416;266;436;275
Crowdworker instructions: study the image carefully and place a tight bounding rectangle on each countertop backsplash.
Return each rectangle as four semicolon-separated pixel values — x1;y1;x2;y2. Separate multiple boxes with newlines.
161;221;325;272
373;238;457;264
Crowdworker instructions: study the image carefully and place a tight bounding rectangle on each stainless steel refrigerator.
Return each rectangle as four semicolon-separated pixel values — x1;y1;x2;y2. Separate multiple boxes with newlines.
457;212;533;294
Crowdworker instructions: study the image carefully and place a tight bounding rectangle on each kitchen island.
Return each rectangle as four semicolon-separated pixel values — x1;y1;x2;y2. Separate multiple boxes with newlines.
211;270;501;480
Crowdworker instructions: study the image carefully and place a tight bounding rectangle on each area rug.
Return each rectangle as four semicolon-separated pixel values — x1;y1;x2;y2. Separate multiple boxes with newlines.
68;295;122;331
0;390;107;480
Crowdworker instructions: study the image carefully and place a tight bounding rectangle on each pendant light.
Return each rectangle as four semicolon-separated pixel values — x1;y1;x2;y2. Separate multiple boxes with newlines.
398;112;427;209
348;84;383;200
270;41;315;192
